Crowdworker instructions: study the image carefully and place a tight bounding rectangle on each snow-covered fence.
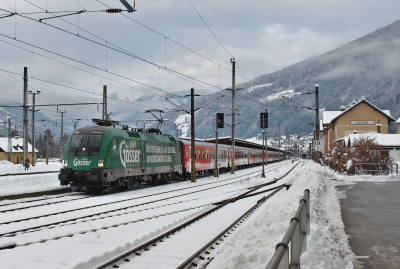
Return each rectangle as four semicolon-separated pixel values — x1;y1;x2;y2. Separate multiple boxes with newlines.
266;189;310;269
355;163;399;175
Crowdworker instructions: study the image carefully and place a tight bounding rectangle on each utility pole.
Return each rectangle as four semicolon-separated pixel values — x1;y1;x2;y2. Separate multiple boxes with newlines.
7;116;12;162
29;90;40;166
231;58;236;174
278;123;281;162
58;109;66;162
214;112;224;177
260;108;268;178
23;67;29;163
46;129;49;165
262;121;265;177
315;84;320;163
103;85;107;120
190;87;196;182
214;117;219;177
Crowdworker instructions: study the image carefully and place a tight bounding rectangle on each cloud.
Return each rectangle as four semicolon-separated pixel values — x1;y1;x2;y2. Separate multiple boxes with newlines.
0;0;399;127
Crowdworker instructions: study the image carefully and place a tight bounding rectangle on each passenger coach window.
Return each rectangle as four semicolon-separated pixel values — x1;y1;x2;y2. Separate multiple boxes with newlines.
205;149;208;159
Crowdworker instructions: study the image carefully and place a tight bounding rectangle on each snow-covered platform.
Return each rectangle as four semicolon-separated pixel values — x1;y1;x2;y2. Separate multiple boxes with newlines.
207;161;400;269
0;161;65;199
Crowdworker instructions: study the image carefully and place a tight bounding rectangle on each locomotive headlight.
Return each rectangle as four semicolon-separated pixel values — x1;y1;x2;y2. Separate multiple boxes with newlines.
97;159;104;167
63;159;68;167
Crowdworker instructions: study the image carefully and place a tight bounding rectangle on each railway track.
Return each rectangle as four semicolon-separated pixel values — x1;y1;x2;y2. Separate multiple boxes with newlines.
0;161;288;221
92;162;299;269
0;161;298;268
0;162;292;241
0;171;59;177
0;163;293;247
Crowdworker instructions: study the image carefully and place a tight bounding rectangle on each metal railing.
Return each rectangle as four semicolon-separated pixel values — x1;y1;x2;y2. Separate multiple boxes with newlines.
355;163;399;175
266;189;310;269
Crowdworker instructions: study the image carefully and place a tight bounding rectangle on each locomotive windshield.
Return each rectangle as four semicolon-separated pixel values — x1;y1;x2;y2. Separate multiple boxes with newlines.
69;134;103;155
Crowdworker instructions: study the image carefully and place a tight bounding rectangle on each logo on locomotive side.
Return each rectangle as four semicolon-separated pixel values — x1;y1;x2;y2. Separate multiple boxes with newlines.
73;158;92;166
119;140;140;168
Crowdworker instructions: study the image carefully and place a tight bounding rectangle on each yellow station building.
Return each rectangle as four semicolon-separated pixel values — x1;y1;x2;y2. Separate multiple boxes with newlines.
322;98;396;156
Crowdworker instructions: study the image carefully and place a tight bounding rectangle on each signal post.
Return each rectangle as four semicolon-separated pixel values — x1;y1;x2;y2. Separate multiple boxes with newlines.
260;109;268;178
214;112;224;177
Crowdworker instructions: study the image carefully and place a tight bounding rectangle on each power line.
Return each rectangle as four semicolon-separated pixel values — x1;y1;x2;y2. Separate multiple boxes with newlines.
95;0;234;75
188;0;251;84
0;35;218;109
13;9;223;92
0;68;152;112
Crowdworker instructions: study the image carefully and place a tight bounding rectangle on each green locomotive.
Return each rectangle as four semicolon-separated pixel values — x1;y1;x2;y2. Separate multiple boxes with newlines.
59;123;181;191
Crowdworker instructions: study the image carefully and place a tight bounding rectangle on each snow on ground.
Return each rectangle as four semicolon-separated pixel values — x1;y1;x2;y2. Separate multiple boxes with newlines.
207;161;400;269
1;160;399;268
259;88;301;103
0;161;64;196
174;114;190;138
246;83;274;93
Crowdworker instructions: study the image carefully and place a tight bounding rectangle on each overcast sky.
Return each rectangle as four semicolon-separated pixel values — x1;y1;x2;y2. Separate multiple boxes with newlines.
0;0;399;125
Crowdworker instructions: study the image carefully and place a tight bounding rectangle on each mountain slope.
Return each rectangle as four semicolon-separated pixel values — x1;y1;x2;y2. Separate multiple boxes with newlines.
161;20;400;139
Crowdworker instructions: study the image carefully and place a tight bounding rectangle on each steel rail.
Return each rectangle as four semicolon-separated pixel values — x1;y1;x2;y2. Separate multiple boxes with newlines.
176;186;286;269
0;171;59;177
94;179;286;269
95;162;299;269
0;162;288;226
0;164;292;237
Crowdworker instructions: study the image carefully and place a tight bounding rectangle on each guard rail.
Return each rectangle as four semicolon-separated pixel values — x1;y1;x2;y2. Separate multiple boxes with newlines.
266;189;310;269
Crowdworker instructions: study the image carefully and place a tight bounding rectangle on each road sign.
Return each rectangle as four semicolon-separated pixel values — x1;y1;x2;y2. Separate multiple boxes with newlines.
314;140;321;151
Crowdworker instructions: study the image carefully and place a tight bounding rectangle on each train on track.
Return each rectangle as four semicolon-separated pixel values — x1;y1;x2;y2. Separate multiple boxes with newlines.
59;120;283;191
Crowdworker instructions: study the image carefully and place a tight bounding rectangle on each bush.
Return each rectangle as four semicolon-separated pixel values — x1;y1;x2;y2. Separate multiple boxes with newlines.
324;136;392;175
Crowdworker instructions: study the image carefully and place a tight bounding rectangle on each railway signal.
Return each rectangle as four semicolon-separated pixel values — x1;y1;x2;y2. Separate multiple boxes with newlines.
260;112;268;129
216;113;224;128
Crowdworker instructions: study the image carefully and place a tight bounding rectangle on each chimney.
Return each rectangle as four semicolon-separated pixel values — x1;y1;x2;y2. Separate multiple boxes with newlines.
340;105;346;111
353;130;358;134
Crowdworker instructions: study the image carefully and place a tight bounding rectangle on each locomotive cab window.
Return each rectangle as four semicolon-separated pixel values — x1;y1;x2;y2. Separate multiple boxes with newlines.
70;133;103;155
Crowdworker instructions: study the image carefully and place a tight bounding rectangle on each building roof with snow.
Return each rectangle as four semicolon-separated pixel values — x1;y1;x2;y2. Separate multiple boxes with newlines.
0;137;39;153
326;99;395;125
338;133;400;148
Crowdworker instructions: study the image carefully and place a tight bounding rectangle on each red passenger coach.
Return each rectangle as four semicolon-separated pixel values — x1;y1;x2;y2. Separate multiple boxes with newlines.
179;138;285;179
179;140;229;178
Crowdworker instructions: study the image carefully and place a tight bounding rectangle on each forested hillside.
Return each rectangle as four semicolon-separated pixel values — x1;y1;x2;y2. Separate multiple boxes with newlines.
161;20;400;139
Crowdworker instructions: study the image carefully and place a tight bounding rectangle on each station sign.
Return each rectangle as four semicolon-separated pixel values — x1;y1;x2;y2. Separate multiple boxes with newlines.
351;121;374;125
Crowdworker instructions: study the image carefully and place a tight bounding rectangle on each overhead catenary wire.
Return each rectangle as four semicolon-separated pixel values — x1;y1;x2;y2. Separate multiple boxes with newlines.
95;0;235;76
3;2;249;109
0;68;152;113
1;2;256;121
188;0;251;84
0;36;213;112
13;6;224;92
